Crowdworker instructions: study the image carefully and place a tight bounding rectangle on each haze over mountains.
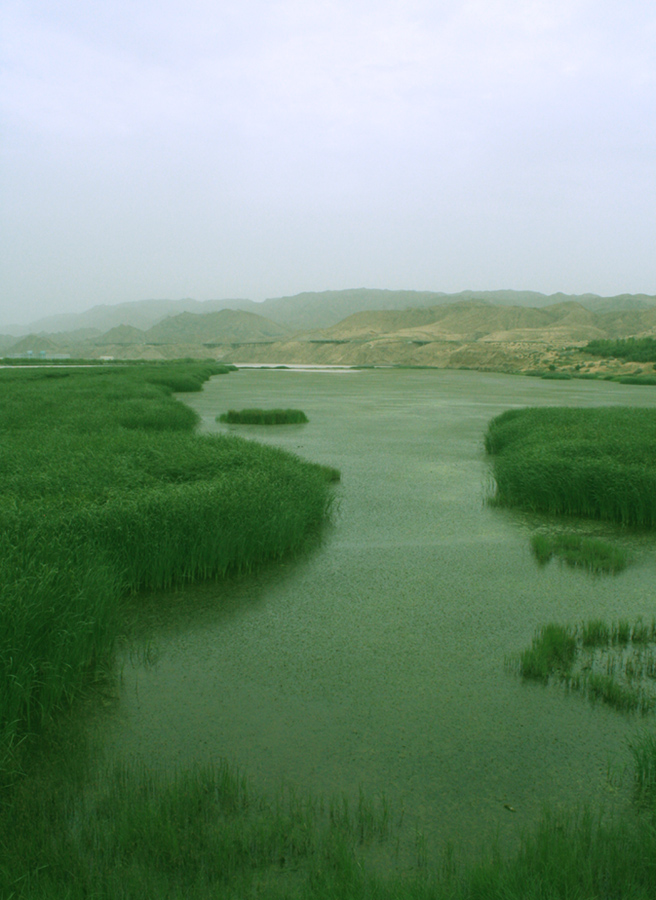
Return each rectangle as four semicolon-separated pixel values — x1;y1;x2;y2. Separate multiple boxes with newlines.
5;288;656;337
2;288;656;372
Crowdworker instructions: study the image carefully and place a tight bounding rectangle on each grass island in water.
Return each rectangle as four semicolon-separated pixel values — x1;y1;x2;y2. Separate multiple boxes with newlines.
218;407;309;424
485;406;656;526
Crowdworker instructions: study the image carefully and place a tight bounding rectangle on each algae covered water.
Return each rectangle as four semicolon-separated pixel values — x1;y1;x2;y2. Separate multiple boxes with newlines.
97;368;656;857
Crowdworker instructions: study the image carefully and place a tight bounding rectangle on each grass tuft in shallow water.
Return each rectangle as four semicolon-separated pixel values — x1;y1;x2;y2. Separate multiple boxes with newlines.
516;618;656;715
585;673;648;712
519;624;577;681
580;618;611;647
630;730;656;807
5;746;656;898
612;619;632;645
530;533;627;574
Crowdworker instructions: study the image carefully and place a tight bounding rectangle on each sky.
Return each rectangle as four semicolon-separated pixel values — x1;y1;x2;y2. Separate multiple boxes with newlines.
1;0;655;326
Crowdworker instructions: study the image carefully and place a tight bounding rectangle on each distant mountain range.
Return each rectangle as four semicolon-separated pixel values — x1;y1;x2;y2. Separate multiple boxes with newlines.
2;289;656;373
1;298;252;336
0;309;290;357
4;288;656;337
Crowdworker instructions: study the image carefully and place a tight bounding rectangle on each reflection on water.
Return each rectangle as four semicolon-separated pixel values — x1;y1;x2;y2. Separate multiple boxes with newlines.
96;369;656;858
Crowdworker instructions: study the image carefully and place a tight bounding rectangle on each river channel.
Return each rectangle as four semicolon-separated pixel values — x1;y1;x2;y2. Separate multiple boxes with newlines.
94;368;656;859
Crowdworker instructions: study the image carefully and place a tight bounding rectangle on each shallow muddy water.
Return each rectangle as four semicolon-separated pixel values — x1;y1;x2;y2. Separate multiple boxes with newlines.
96;369;656;859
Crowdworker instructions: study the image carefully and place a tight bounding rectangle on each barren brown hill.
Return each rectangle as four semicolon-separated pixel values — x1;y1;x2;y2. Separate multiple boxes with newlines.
253;288;656;330
594;307;656;338
304;300;656;347
96;324;147;345
5;334;63;355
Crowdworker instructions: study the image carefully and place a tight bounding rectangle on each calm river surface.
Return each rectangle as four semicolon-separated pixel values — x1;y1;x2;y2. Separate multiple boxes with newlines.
96;368;656;858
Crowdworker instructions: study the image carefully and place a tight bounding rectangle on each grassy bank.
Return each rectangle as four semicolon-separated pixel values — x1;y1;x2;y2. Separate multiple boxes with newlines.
485;406;656;525
0;363;336;781
219;408;309;424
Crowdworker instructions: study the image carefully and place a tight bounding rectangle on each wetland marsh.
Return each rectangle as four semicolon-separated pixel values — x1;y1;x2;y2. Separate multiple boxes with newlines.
5;364;656;896
96;369;656;860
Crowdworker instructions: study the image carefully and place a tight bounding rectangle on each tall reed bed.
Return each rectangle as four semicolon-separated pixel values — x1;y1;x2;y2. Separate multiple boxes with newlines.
0;364;336;780
485;407;656;525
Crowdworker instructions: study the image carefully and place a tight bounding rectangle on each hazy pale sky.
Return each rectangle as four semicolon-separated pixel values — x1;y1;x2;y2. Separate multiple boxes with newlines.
1;0;655;325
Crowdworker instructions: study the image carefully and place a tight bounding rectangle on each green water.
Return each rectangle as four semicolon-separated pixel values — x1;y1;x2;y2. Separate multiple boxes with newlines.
97;369;656;858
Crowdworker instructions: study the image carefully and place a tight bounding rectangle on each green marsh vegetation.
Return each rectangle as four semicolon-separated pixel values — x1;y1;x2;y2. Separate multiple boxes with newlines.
584;336;656;363
516;623;577;681
2;752;396;899
514;618;656;714
616;374;656;385
218;407;309;424
6;372;656;897
0;363;336;782
7;737;656;898
630;730;656;807
531;533;628;573
486;400;656;894
485;406;656;526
